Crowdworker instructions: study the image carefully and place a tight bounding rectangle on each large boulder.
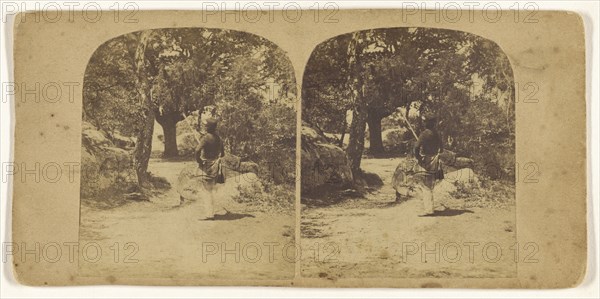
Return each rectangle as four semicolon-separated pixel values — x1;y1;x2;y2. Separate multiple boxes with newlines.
439;150;457;165
444;168;479;185
177;159;260;202
176;112;200;132
454;157;475;168
110;132;135;149
301;126;353;193
433;168;480;202
439;150;474;168
81;122;137;198
177;165;207;201
391;158;427;199
177;132;199;157
82;122;111;148
302;125;328;143
382;128;413;153
392;159;480;203
221;155;260;175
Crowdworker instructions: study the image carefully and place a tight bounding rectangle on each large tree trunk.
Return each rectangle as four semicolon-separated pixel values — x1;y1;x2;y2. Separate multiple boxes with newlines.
367;112;384;155
132;30;153;186
345;31;367;179
155;112;183;158
347;102;367;177
135;115;154;186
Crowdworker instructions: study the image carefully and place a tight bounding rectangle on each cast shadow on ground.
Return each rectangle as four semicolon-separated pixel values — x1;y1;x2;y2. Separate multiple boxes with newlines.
420;208;474;217
211;211;255;221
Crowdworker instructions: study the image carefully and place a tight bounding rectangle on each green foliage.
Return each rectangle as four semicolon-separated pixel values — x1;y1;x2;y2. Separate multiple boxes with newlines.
450;177;515;209
83;28;297;188
232;180;295;214
83;35;142;136
302;27;515;180
218;99;296;185
302;34;352;134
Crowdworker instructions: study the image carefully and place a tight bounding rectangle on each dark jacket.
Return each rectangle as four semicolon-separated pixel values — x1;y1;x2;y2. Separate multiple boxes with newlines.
413;128;444;180
195;133;225;165
413;129;444;157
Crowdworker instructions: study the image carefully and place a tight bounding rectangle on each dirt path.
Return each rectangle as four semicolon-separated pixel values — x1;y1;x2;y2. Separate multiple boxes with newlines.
301;157;517;279
79;159;295;281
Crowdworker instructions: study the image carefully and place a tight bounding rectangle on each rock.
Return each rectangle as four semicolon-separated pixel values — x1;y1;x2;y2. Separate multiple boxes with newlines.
177;164;206;201
220;172;263;202
177;132;199;156
81;123;137;198
82;122;111;148
382;128;414;154
177;152;261;202
438;150;474;168
439;150;457;166
82;121;95;131
176;110;217;137
391;158;427;199
302;126;328;144
444;168;479;185
221;154;241;168
391;157;479;202
177;163;262;202
80;146;137;198
221;154;260;177
322;132;349;145
382;128;406;145
176;113;200;134
340;189;362;197
433;168;480;204
80;147;101;197
98;147;131;172
432;180;458;202
124;192;148;201
455;157;474;168
301;126;353;193
391;158;417;188
172;113;202;157
110;132;135;149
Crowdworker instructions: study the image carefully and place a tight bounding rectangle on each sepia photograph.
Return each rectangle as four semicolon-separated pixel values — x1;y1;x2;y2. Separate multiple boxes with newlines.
78;28;297;280
301;27;517;279
5;5;590;291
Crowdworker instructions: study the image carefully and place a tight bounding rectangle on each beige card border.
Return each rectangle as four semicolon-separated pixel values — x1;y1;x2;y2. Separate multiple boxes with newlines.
11;9;586;288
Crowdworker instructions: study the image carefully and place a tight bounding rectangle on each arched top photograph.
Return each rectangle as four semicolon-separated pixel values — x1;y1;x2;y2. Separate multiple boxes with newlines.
79;27;297;280
300;27;517;280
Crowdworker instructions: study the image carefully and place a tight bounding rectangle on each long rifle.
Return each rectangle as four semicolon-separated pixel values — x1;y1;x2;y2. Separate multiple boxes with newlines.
398;108;419;141
181;112;202;145
399;109;443;165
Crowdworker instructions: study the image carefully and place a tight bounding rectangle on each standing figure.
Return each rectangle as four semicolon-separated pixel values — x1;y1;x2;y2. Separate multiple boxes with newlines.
413;113;444;215
195;117;225;220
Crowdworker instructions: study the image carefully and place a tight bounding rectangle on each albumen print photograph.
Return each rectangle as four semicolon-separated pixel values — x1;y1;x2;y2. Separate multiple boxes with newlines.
301;27;517;279
6;6;589;290
79;28;297;280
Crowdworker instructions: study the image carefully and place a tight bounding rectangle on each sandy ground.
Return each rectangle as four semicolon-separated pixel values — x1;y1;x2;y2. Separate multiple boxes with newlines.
79;159;295;281
301;157;517;279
